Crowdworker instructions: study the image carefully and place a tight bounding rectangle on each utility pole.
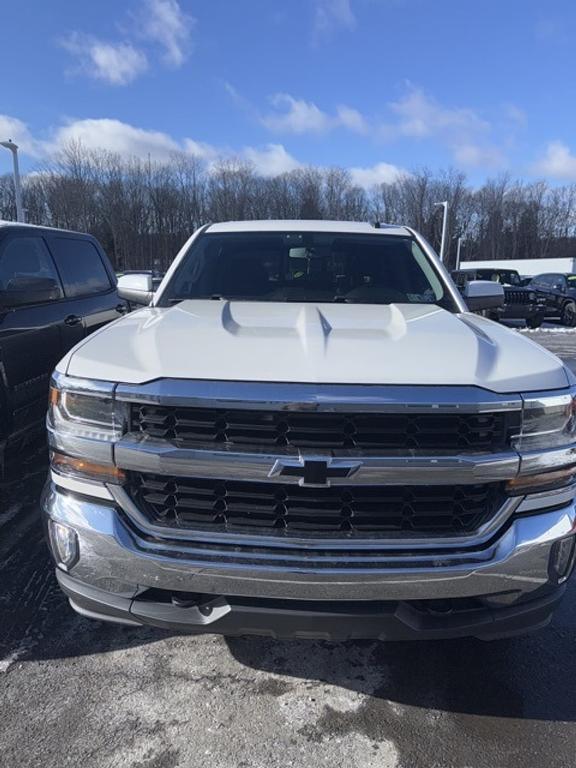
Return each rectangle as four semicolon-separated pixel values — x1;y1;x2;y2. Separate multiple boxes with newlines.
0;139;24;223
456;237;462;269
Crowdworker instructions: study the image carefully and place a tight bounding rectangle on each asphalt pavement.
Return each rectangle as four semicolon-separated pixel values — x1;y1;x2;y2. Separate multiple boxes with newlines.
1;328;576;768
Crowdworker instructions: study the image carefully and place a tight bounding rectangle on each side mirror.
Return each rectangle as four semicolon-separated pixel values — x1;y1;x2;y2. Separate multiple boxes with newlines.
463;280;505;312
0;276;62;308
117;273;155;306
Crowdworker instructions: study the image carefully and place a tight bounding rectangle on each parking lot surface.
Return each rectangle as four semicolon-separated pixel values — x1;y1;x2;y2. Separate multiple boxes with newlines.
1;328;576;768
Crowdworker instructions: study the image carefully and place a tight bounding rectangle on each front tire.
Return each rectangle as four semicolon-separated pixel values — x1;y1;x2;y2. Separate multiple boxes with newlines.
561;301;576;327
526;316;543;329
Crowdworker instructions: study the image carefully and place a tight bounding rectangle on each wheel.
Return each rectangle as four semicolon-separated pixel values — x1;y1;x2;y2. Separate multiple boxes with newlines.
525;316;543;329
560;301;576;327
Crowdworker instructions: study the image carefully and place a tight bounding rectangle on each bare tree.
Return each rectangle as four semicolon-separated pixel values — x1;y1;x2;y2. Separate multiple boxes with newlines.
3;142;576;270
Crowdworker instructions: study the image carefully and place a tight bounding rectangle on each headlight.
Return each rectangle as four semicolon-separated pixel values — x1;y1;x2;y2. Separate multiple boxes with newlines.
49;376;127;442
514;388;576;450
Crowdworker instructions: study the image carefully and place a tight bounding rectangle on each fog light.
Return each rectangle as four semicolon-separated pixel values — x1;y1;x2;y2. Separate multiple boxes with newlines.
550;537;576;583
49;520;79;569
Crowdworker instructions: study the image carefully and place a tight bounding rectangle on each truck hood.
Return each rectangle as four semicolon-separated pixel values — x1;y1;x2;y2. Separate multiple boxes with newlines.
60;300;569;393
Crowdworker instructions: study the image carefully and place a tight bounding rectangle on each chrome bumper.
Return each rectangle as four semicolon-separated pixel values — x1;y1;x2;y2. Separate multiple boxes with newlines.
43;481;576;604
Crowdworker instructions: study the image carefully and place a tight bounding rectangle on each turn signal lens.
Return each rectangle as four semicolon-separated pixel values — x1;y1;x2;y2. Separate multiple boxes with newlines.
51;452;126;485
506;466;576;495
49;385;60;407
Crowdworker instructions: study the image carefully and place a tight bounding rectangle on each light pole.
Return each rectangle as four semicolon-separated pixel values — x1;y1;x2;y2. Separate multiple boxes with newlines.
434;201;448;262
0;139;24;223
455;236;462;270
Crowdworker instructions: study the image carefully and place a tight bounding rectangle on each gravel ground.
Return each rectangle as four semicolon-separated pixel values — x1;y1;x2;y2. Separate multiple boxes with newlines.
1;329;576;768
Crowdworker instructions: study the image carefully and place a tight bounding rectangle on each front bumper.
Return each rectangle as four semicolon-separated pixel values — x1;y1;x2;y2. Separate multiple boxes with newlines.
55;568;566;641
43;482;576;639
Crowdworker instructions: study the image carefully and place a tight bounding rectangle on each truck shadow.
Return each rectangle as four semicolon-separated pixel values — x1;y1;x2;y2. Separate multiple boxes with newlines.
224;596;576;724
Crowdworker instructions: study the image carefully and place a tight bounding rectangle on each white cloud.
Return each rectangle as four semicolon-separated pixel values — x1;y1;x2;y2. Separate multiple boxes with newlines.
263;94;333;134
453;143;506;169
336;105;369;134
262;94;369;135
60;0;193;86
390;85;489;139
61;33;148;86
385;85;509;168
533;141;576;180
52;118;183;160
0;115;43;157
0;114;303;179
139;0;195;67
243;144;301;176
182;138;221;162
314;0;356;35
349;162;406;189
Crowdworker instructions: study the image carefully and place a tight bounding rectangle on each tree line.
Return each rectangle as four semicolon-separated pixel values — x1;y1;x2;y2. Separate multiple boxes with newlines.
1;142;575;271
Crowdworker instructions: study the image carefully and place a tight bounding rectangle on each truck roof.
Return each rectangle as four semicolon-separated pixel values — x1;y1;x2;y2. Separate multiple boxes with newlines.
0;220;90;236
206;220;411;236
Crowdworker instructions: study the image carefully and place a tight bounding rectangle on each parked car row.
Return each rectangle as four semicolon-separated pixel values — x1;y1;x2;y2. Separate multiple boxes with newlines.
452;267;576;327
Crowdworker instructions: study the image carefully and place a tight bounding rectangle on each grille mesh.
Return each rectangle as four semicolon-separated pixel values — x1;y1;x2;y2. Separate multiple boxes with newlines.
504;288;531;305
128;472;505;537
130;404;517;452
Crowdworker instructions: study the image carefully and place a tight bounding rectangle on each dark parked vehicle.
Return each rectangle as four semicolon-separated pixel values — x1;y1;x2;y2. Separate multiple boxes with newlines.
527;273;576;327
452;267;547;328
0;222;127;477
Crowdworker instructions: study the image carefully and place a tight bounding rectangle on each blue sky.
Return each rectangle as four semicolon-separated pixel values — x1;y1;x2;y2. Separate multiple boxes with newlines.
1;0;576;187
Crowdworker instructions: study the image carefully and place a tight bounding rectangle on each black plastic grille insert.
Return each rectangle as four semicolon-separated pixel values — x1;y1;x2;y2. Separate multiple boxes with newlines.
130;404;518;452
128;473;505;537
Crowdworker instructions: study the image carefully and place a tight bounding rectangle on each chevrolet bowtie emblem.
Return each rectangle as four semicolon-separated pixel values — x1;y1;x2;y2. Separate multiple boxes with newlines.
269;458;361;487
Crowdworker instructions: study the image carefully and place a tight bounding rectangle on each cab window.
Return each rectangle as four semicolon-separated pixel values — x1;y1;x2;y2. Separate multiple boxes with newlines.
0;236;63;304
50;238;112;298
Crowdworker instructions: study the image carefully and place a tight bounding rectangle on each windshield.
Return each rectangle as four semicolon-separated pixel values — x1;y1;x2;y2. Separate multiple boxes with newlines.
567;275;576;286
161;231;457;310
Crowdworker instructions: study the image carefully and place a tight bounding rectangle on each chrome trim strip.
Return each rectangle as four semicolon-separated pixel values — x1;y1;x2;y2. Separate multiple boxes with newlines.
515;483;576;513
51;371;115;395
51;470;114;501
519;445;576;475
115;380;523;413
522;391;574;411
107;485;521;551
114;435;521;484
47;423;115;466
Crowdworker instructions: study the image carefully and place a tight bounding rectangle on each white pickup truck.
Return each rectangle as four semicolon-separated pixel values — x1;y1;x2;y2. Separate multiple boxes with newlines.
43;220;576;640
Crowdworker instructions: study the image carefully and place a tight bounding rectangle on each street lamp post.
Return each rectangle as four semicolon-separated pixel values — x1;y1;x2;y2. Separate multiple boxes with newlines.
455;237;462;269
434;200;448;262
0;139;24;223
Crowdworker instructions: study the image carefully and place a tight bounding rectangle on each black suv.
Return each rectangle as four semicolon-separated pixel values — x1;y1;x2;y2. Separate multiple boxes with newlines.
527;273;576;326
0;223;127;477
452;267;547;328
